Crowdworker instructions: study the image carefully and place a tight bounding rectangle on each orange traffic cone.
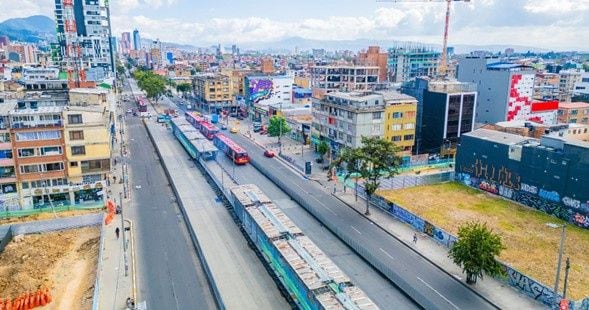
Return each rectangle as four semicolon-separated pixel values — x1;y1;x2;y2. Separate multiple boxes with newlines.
0;298;4;310
5;298;12;310
31;292;39;308
39;292;46;307
44;289;52;304
11;297;20;310
23;294;29;310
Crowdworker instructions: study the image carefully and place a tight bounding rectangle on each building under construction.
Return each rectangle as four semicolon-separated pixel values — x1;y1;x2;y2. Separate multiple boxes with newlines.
388;45;441;83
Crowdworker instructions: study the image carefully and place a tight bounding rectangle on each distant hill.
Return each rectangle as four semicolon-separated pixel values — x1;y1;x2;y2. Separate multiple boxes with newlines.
0;15;55;43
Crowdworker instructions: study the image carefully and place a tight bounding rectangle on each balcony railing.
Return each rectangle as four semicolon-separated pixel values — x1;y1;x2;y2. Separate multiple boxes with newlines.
11;120;62;129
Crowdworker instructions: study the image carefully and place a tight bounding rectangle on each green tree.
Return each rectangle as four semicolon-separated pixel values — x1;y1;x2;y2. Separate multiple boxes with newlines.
449;222;506;284
176;83;192;98
133;70;166;104
331;136;402;215
317;140;329;164
267;115;291;137
116;64;126;76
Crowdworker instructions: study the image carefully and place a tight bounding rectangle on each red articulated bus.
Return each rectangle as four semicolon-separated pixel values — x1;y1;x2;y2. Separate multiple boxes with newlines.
213;133;249;165
185;112;219;140
137;98;148;112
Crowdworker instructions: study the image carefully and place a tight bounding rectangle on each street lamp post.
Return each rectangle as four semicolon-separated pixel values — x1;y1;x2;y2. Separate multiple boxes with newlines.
546;223;566;306
278;102;283;155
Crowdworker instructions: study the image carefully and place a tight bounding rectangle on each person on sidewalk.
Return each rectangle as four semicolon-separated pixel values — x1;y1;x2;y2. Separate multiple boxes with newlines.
115;227;120;239
413;232;418;244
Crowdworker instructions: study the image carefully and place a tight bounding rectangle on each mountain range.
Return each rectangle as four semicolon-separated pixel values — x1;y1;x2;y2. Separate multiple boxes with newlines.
0;15;55;43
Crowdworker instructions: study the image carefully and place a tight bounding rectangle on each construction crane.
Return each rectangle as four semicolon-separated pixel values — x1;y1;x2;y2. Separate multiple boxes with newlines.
377;0;470;78
62;0;86;88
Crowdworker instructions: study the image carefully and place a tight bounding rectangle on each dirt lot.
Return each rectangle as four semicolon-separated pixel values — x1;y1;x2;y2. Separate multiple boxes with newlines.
0;226;100;309
379;182;589;300
0;209;101;225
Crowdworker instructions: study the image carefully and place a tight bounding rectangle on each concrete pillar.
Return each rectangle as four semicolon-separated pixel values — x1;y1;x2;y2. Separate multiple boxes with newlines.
68;190;76;205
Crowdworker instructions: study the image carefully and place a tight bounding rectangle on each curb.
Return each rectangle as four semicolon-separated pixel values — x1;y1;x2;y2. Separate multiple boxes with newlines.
330;193;501;310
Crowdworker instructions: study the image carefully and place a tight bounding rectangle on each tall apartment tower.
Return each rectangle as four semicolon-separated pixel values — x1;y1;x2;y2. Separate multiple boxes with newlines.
457;57;558;126
54;0;114;78
133;29;141;51
355;46;388;82
121;32;131;55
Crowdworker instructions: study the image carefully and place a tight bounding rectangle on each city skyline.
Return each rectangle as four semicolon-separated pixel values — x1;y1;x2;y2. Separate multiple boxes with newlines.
1;0;588;51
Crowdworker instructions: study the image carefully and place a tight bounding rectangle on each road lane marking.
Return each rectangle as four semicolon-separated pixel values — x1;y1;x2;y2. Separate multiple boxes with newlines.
416;276;460;310
351;226;362;235
379;248;395;260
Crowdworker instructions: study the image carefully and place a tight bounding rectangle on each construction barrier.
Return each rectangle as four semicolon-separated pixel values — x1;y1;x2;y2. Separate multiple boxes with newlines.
104;199;116;225
0;288;52;309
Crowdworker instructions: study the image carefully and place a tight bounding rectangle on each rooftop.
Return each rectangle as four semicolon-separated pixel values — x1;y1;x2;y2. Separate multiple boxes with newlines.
9;106;63;115
486;62;534;71
69;88;109;95
559;102;589;109
464;128;533;145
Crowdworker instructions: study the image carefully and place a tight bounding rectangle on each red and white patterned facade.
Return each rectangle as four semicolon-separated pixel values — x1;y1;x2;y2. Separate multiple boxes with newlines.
507;73;558;124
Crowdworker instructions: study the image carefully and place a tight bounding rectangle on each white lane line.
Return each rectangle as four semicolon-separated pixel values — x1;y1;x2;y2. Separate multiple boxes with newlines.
416;276;461;310
379;248;395;261
290;179;338;216
351;225;362;235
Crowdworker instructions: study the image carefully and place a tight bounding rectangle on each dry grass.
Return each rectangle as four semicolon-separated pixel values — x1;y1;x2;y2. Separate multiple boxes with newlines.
379;182;589;300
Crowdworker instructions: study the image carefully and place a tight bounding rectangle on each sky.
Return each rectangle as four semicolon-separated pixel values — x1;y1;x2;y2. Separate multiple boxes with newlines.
1;0;589;50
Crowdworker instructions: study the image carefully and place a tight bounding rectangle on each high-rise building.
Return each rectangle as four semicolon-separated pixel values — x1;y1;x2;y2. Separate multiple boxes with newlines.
133;29;141;50
54;0;114;76
310;65;381;99
457;57;558;126
355;46;388;82
573;72;589;101
121;32;131;55
0;35;9;47
388;46;440;83
402;77;477;154
311;91;417;156
558;70;582;102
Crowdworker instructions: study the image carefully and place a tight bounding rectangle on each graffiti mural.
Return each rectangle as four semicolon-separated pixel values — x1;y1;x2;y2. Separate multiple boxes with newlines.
248;78;274;104
457;172;589;230
388;204;425;232
505;267;556;305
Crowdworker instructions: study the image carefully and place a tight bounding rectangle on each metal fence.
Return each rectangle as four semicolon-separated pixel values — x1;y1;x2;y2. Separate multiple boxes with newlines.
0;225;12;253
92;214;107;310
1;203;104;220
7;213;103;236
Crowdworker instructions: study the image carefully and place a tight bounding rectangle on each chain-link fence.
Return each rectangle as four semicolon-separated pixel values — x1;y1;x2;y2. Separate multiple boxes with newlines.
0;203;104;220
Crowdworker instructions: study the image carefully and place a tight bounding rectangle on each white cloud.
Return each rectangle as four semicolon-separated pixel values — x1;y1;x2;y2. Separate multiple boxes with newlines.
0;0;53;21
524;0;589;14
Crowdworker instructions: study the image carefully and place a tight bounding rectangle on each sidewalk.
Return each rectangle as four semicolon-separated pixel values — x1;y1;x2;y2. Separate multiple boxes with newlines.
96;81;136;310
237;129;545;310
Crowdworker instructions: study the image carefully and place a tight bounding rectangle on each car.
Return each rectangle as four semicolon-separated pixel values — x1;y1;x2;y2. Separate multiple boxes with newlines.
221;124;227;130
230;127;238;133
126;109;133;114
264;150;275;158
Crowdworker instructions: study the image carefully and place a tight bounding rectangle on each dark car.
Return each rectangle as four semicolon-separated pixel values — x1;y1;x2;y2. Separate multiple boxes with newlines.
263;150;275;158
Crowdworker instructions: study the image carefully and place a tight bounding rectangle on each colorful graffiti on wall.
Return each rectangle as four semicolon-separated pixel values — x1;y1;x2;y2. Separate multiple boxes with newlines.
248;78;274;104
457;172;589;229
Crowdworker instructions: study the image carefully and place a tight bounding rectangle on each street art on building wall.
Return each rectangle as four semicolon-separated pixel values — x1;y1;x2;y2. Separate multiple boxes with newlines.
247;78;274;104
456;172;589;229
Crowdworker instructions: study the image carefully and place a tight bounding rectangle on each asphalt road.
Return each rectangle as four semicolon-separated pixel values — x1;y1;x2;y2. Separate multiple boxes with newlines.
224;132;498;310
213;153;419;309
122;79;216;309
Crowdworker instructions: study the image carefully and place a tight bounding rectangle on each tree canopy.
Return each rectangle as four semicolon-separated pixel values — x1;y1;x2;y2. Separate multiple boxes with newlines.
317;141;329;161
267;115;291;137
449;222;506;284
176;83;192;97
133;70;166;103
331;136;402;215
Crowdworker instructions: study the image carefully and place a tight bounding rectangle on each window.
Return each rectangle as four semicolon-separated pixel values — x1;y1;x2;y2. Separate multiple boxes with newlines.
45;162;64;171
392;124;402;131
404;123;415;130
0;150;12;159
392;112;403;119
70;161;78;167
392;135;402;142
81;159;110;173
71;146;86;155
404;134;414;141
372;112;382;120
69;130;84;140
40;146;62;156
347;111;353;120
18;148;35;157
20;165;40;174
1;183;16;194
0;133;10;143
16;130;61;141
68;114;83;124
405;111;416;119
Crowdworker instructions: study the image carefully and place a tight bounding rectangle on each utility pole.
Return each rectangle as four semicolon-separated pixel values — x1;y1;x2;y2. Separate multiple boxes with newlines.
278;102;283;155
563;257;571;299
553;224;566;307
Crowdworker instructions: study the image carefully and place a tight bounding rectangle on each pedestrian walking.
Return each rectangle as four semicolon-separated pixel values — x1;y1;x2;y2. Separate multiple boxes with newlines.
115;227;120;239
113;176;117;183
413;232;418;244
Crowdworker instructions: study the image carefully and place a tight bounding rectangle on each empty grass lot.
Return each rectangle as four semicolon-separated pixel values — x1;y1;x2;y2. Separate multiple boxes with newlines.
379;182;589;300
